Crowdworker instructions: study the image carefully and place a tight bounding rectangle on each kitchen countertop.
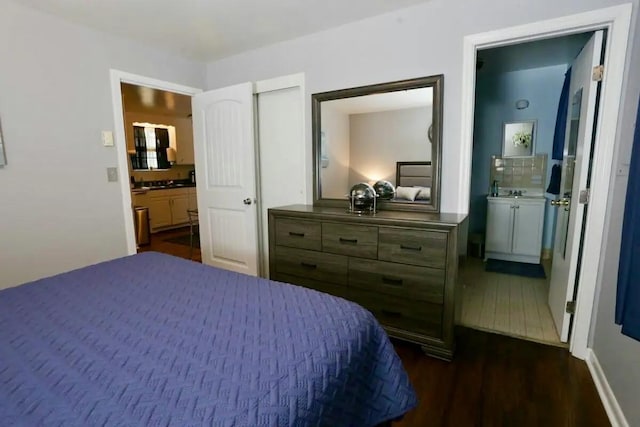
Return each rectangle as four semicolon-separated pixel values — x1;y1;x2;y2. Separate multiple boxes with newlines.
131;182;196;194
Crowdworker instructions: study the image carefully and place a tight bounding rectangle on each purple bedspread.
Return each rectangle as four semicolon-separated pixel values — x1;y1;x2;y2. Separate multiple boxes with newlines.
0;252;416;426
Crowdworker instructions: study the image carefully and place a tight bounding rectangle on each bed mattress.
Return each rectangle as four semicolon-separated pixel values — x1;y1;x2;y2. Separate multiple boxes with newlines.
0;252;416;426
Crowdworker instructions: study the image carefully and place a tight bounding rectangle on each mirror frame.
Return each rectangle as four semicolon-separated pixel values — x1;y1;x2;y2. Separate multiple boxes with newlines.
312;74;443;212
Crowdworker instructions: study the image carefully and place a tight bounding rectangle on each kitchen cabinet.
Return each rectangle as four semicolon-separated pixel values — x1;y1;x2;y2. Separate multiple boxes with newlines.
188;188;198;210
147;188;197;232
175;117;195;165
485;196;545;264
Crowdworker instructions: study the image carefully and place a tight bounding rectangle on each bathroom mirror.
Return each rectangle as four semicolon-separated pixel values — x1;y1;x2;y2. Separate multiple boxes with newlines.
312;75;443;212
502;120;536;157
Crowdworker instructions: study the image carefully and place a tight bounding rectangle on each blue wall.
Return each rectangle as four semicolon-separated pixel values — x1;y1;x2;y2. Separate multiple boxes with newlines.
470;64;567;250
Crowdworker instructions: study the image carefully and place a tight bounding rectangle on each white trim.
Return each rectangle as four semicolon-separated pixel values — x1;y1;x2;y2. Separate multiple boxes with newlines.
586;349;629;427
109;70;202;255
458;4;632;360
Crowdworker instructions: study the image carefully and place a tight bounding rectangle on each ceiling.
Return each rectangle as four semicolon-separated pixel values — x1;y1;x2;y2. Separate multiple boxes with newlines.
18;0;430;61
121;83;192;117
477;32;593;74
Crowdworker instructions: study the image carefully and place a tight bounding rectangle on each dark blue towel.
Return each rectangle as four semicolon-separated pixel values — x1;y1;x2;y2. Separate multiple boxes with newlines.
616;95;640;341
546;163;562;195
552;68;572;160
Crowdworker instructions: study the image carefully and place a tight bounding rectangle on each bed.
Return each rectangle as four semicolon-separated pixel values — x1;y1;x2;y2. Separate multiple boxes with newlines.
394;161;432;202
0;252;417;426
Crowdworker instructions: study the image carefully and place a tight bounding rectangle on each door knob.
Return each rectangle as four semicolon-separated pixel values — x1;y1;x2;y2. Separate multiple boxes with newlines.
551;199;570;207
243;198;252;205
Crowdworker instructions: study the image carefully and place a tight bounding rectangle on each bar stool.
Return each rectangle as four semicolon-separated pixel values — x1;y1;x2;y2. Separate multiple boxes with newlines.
186;208;199;260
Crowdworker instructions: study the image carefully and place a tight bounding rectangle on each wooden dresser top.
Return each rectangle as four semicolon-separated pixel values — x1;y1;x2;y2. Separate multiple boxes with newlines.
269;205;467;230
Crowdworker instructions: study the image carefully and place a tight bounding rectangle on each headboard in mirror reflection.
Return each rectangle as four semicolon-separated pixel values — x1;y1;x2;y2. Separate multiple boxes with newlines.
312;75;443;212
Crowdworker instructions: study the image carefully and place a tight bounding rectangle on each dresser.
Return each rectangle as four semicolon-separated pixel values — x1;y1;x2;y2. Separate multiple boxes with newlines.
268;205;466;360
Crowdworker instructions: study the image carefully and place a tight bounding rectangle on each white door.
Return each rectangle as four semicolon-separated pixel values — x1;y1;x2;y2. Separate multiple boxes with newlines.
548;31;604;342
256;83;305;277
192;82;260;275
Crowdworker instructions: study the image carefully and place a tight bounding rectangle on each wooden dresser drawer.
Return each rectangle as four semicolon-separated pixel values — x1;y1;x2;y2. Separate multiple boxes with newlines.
322;222;378;259
274;246;347;285
350;289;443;338
348;259;444;304
275;218;321;250
378;227;447;268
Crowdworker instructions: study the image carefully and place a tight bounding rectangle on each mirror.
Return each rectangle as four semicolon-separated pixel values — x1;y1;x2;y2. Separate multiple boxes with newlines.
502;120;536;157
312;75;443;212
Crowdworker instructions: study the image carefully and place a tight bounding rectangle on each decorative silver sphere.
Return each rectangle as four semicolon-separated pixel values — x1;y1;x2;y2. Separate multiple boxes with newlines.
373;180;396;200
349;183;377;211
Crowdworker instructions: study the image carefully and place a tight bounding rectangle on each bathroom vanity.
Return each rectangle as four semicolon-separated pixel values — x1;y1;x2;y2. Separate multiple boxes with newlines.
485;195;545;264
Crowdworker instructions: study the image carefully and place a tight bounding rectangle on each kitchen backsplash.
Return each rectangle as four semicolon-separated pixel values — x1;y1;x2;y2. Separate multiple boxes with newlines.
131;164;194;183
490;154;547;190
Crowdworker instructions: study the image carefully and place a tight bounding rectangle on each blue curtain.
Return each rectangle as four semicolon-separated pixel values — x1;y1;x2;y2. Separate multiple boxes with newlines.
552;68;572;160
616;95;640;341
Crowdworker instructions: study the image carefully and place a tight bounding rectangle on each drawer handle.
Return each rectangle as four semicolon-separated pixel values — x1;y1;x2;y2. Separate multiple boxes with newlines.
289;232;305;237
382;276;403;286
339;237;358;244
381;309;403;318
400;244;422;252
300;262;317;270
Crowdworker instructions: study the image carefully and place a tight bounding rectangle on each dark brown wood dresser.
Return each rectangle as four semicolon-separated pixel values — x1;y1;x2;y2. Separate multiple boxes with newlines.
268;204;467;360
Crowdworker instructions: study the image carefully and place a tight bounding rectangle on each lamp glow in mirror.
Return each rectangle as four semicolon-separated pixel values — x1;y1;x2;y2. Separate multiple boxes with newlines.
312;75;443;212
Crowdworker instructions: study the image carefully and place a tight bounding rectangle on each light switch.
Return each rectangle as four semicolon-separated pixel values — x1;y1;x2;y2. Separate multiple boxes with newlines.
102;131;114;147
107;167;118;182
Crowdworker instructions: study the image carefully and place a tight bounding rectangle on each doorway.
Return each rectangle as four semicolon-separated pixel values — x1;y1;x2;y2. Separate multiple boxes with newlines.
110;71;306;277
457;4;632;359
461;32;597;346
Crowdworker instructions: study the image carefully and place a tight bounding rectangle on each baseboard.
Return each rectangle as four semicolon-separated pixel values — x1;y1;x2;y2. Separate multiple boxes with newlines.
586;348;629;427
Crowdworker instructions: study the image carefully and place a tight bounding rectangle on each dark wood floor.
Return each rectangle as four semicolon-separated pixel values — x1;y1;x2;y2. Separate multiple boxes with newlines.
392;328;609;427
138;227;201;263
139;236;608;426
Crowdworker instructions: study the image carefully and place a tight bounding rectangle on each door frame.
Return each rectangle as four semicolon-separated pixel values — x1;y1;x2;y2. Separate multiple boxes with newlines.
109;70;202;255
458;4;632;359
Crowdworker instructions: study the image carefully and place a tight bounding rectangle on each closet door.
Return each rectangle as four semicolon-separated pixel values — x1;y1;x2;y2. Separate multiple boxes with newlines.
192;82;259;276
256;75;306;277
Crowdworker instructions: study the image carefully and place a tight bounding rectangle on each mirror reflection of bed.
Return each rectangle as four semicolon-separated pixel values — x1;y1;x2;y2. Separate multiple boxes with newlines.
319;87;433;203
393;161;432;203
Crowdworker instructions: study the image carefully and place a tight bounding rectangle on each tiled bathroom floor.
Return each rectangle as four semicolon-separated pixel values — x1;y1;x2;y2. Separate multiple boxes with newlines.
459;256;563;346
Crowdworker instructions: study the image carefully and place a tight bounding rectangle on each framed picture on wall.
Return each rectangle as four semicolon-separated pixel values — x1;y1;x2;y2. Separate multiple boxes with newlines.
502;120;536;157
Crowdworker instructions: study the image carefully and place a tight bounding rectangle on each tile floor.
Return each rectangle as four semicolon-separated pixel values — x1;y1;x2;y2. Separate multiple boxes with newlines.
459;256;563;346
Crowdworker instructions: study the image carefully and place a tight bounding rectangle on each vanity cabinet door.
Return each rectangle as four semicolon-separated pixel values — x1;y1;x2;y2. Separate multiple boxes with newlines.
485;199;514;254
512;200;545;257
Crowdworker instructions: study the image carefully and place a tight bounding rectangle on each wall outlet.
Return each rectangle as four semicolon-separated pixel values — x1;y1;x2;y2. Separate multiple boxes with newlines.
107;167;118;182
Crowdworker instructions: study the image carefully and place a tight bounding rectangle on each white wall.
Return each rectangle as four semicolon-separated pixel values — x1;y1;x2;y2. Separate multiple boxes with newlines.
349;106;431;186
320;103;350;198
0;0;204;289
204;0;636;214
204;0;640;423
